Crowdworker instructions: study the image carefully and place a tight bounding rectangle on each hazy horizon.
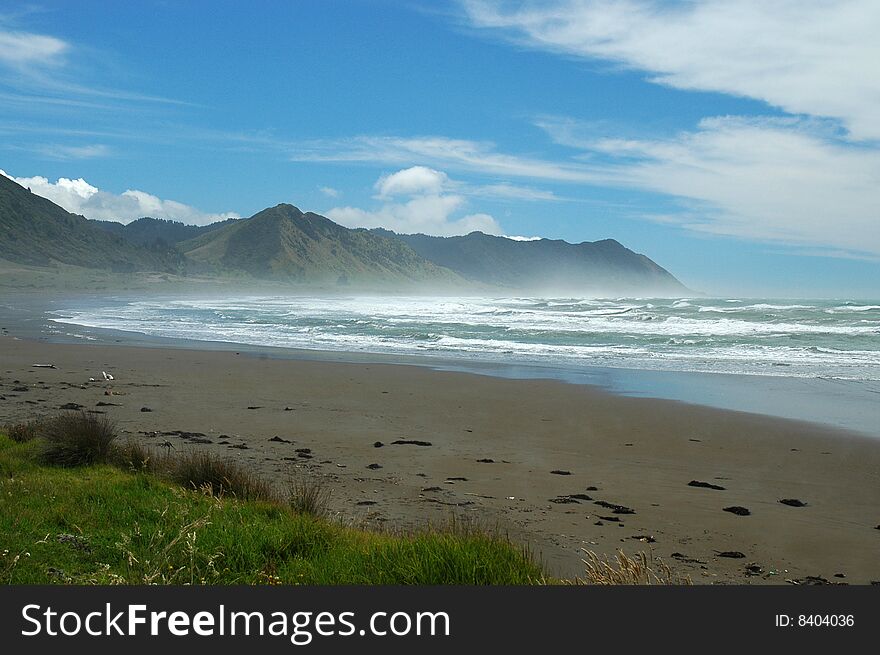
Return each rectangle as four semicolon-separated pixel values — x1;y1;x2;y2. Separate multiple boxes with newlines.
1;1;879;297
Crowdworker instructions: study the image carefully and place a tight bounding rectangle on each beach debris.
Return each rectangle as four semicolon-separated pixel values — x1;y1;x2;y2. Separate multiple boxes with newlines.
550;470;571;476
550;496;580;504
506;496;516;500
875;525;880;530
295;448;312;454
631;535;656;543
190;438;213;444
366;463;382;470
834;573;846;578
671;553;706;565
268;436;292;443
95;401;120;407
568;493;593;501
786;575;837;586
102;371;114;381
356;500;377;506
284;406;294;411
586;485;598;491
229;443;249;450
464;492;494;499
779;498;808;507
140;406;152;412
391;439;432;446
688;480;726;491
744;563;763;576
421;486;442;492
59;402;83;410
723;506;751;516
688;438;702;442
373;441;384;448
476;458;495;463
446;476;468;481
594;500;635;514
246;406;262;410
715;551;746;558
12;385;28;392
32;364;56;369
598;515;621;522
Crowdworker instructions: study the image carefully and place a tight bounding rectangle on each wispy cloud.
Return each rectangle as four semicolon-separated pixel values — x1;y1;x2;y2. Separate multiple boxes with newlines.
0;169;239;225
0;29;68;68
291;135;606;183
537;115;880;257
33;143;111;160
461;0;880;141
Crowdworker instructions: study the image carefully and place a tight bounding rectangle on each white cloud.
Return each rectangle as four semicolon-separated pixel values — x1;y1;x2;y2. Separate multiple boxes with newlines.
326;166;502;236
0;30;68;68
375;165;448;197
0;169;239;226
462;0;880;140
505;235;542;241
319;186;339;198
539;116;880;257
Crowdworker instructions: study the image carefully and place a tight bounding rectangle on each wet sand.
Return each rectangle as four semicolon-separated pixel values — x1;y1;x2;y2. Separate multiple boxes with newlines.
1;334;878;584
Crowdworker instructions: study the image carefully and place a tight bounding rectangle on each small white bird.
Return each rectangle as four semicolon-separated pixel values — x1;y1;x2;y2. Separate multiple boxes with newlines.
102;371;114;381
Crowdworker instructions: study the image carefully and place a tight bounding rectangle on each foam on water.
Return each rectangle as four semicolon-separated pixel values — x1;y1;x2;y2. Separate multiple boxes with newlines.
49;296;880;381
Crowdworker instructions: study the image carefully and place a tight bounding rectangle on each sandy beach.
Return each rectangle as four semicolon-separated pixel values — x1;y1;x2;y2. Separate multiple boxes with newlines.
1;333;878;584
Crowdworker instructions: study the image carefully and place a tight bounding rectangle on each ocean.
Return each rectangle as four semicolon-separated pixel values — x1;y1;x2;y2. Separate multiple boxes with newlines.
49;295;880;381
46;295;880;436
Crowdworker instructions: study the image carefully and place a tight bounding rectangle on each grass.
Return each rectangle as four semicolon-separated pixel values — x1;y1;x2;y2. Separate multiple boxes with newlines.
3;419;43;443
286;473;331;518
37;412;118;467
579;549;691;585
163;449;277;501
0;415;690;585
0;433;545;585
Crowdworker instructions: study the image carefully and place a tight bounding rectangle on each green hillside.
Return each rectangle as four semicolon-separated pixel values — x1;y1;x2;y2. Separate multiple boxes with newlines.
180;203;463;286
0;174;183;273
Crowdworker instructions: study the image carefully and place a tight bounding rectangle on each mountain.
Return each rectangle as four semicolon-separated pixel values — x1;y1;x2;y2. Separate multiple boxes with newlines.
178;204;462;286
0;174;183;273
93;216;238;247
376;230;686;295
2;173;686;293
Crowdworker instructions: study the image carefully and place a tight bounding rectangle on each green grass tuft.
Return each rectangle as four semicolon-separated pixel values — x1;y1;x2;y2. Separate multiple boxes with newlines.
0;434;544;585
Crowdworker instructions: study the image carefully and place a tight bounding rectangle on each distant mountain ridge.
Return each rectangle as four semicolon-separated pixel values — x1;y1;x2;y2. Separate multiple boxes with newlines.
373;229;686;294
1;174;686;293
93;216;237;247
0;173;183;272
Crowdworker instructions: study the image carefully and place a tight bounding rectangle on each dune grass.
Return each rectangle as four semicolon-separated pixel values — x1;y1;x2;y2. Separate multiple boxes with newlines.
0;433;545;585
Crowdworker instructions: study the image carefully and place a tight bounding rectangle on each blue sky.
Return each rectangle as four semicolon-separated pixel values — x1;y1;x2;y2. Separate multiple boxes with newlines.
1;0;879;296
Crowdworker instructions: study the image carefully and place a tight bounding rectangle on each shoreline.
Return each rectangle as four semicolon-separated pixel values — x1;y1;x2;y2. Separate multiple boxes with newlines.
3;292;879;437
1;333;878;584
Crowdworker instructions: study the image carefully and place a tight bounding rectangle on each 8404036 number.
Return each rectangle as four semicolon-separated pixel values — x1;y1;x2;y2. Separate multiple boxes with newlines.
775;614;854;627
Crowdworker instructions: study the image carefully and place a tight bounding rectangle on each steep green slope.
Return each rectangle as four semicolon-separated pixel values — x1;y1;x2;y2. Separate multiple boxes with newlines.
0;174;183;273
180;204;463;286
